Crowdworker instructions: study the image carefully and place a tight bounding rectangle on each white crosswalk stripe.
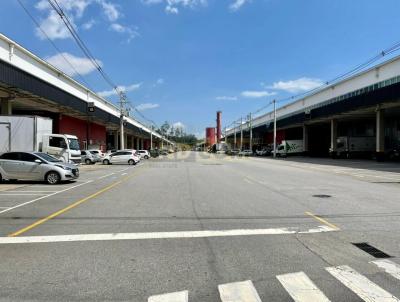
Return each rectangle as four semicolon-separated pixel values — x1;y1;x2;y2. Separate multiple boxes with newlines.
148;290;188;302
371;259;400;281
326;265;400;302
277;271;331;302
147;261;400;301
218;280;262;302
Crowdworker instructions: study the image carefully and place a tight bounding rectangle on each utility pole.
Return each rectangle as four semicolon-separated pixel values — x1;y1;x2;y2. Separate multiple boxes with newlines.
150;125;153;150
273;99;277;158
240;117;243;151
248;112;252;152
234;123;237;149
118;90;128;150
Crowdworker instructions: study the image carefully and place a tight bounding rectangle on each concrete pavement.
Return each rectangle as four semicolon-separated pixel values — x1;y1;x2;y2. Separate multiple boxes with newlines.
0;152;399;301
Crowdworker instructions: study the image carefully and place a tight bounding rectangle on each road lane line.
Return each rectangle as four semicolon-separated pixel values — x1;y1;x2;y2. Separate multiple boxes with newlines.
121;173;127;175
277;272;331;302
0;193;49;196
326;265;400;302
218;280;261;302
97;172;115;179
2;191;58;193
148;290;188;302
8;170;144;237
305;212;339;230
8;180;123;237
0;180;93;215
371;259;400;281
0;226;337;244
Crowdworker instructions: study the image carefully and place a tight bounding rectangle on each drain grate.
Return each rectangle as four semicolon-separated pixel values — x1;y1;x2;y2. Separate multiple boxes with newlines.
352;242;391;258
312;194;331;198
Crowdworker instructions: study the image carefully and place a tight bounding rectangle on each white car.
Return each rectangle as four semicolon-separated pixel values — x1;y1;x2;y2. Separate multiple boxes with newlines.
238;150;253;156
102;150;140;165
88;149;105;159
138;150;150;159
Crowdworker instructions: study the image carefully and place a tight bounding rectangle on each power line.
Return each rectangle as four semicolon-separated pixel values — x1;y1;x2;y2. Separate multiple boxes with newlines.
17;0;92;89
227;39;400;129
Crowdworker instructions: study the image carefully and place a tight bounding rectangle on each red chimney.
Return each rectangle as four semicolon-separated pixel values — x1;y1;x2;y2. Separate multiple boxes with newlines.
216;111;222;143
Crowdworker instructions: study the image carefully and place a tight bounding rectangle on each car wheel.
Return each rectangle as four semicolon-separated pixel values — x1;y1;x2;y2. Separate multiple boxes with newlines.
85;158;91;165
103;159;110;165
128;159;135;165
144;155;149;159
46;171;60;184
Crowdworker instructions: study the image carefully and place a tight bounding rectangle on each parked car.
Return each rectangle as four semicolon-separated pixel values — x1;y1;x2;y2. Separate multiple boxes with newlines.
138;150;150;159
88;149;105;160
149;149;159;158
256;147;272;156
0;151;79;184
239;150;253;156
102;150;140;165
81;150;98;164
229;149;240;156
159;149;169;155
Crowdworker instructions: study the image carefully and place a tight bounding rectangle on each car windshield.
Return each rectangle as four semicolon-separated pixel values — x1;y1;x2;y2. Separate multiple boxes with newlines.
68;138;80;150
34;152;62;162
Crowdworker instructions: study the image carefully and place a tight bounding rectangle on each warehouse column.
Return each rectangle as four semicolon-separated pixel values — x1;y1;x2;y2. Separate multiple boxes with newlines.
0;97;13;115
114;131;119;150
303;124;309;155
376;108;385;161
330;119;337;158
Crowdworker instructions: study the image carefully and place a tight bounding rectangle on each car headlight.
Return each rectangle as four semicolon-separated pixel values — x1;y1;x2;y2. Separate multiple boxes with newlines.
56;165;72;171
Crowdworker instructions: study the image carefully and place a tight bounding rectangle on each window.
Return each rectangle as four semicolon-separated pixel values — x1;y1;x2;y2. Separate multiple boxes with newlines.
122;151;132;155
68;138;80;150
49;136;67;148
20;153;39;162
0;152;20;160
34;153;62;162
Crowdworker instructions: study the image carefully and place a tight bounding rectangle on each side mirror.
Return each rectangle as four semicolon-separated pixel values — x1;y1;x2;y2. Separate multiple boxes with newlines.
34;159;42;164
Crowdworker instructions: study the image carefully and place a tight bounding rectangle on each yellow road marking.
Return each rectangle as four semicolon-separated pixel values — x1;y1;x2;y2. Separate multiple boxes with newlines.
8;170;142;237
305;211;340;230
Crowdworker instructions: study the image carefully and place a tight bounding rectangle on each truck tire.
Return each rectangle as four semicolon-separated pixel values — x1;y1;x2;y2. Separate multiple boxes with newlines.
46;171;60;184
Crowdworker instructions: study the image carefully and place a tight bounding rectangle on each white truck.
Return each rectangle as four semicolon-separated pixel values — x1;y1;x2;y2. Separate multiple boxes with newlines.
0;116;81;164
276;140;304;157
330;136;375;158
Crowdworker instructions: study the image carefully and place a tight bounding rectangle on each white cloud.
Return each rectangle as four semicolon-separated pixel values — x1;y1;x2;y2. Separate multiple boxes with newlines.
35;10;74;40
268;77;324;93
135;103;160;111
97;0;120;21
35;0;124;40
156;78;165;85
82;19;96;30
173;121;185;129
165;5;179;14
141;0;207;14
97;83;142;98
46;52;102;76
229;0;251;11
110;23;140;42
241;90;276;98
216;96;238;101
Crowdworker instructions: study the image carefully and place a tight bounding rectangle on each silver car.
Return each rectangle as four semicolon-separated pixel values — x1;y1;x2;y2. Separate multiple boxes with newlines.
0;152;79;184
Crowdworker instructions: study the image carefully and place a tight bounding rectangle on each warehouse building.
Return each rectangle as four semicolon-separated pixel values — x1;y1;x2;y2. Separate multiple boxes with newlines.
225;55;400;160
0;33;172;151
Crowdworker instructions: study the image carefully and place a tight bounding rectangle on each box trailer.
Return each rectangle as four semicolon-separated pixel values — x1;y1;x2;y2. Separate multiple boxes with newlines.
0;115;52;153
330;136;375;158
276;140;304;157
0;116;81;163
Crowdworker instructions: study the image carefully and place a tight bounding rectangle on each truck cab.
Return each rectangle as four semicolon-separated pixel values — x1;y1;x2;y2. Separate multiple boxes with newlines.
42;134;81;164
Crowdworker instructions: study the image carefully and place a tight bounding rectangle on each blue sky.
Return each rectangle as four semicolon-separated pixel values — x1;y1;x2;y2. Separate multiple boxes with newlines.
1;0;400;137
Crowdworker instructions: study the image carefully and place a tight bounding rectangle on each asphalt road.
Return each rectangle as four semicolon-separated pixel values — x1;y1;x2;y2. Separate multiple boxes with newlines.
0;152;400;301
